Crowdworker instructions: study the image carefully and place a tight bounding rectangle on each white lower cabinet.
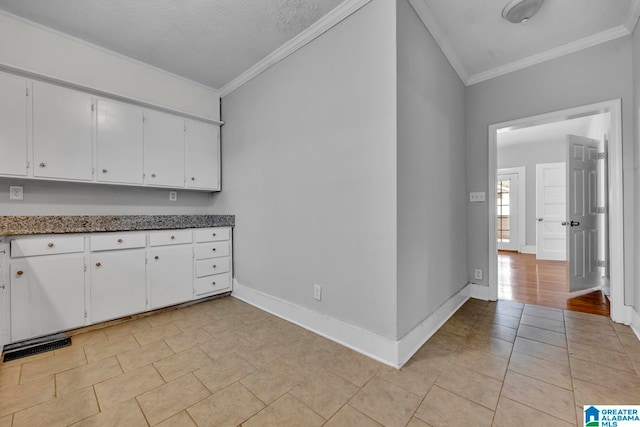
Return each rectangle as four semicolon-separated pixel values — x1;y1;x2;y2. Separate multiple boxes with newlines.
8;226;232;343
10;255;85;342
90;249;147;323
149;246;193;309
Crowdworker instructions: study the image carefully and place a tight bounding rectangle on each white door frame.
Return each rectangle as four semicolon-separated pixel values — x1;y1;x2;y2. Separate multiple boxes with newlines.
497;167;526;252
488;99;626;323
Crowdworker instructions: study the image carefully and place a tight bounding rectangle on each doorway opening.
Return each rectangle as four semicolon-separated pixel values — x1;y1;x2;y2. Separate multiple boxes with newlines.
488;100;624;321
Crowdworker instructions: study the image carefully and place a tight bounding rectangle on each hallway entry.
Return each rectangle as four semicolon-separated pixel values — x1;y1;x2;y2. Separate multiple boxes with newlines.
497;250;609;316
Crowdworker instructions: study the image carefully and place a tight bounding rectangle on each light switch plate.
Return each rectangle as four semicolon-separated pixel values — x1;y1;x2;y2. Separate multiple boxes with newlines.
470;192;485;203
9;186;23;201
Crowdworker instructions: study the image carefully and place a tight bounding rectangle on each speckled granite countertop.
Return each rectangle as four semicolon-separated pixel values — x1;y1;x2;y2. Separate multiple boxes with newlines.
0;215;235;236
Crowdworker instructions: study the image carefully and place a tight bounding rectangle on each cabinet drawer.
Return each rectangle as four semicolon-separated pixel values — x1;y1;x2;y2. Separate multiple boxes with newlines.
11;235;84;258
194;227;230;243
90;233;146;251
149;229;192;247
194;241;230;259
194;272;231;296
195;257;230;277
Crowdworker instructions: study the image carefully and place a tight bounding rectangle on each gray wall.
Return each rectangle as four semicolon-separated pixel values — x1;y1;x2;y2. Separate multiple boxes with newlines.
212;0;399;339
497;139;565;246
466;37;634;304
396;0;467;338
634;24;640;312
0;178;212;215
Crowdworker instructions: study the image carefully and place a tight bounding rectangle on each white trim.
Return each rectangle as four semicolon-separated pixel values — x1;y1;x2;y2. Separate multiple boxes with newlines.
629;307;640;341
407;0;468;84
0;9;219;94
0;64;223;125
467;26;630;86
470;283;491;301
488;100;625;321
396;285;471;366
520;245;537;254
625;0;640;32
220;0;372;97
498;167;526;251
232;279;471;368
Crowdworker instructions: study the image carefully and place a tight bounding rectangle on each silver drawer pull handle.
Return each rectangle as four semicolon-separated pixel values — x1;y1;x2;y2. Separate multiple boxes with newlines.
47;242;54;248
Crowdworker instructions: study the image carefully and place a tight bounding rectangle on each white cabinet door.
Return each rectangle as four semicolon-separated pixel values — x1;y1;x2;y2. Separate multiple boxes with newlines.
148;246;193;309
32;81;93;181
10;255;85;342
90;249;146;323
97;99;144;184
0;72;28;176
144;109;184;188
185;121;220;190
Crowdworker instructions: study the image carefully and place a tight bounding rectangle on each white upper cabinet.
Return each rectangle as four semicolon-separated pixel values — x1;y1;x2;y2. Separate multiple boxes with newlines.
32;81;94;181
144;109;185;188
0;72;28;176
185;120;220;190
96;99;144;184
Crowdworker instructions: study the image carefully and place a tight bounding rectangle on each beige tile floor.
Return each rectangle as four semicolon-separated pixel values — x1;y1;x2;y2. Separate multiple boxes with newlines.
1;297;640;426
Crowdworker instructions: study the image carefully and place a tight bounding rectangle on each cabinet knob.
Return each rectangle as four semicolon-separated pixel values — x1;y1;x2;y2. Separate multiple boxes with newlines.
47;242;54;248
95;262;102;267
212;233;216;237
170;235;175;240
191;177;195;181
212;282;216;286
212;265;217;269
39;162;47;168
151;173;156;178
117;239;123;243
102;169;107;173
154;256;159;260
16;270;24;276
212;248;216;251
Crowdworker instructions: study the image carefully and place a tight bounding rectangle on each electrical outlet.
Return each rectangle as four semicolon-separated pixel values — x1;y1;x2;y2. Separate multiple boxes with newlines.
474;268;483;281
313;284;322;301
469;192;485;203
169;191;177;201
9;186;23;201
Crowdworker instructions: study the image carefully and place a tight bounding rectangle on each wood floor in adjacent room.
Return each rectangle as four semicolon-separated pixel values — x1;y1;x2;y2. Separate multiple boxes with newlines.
498;250;610;316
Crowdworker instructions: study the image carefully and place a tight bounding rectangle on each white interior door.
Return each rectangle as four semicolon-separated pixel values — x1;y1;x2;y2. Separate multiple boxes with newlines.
567;134;601;292
536;163;566;260
497;173;519;251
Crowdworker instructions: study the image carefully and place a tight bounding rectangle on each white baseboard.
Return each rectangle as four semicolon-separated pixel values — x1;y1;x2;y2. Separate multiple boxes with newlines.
630;307;640;342
396;284;470;366
232;279;470;368
470;283;490;300
520;245;536;254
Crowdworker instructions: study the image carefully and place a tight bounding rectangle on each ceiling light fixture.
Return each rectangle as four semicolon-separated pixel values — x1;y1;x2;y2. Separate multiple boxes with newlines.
502;0;544;24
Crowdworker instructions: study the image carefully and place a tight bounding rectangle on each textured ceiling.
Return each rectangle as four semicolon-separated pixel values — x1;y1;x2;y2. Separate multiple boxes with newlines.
419;0;635;83
0;0;343;89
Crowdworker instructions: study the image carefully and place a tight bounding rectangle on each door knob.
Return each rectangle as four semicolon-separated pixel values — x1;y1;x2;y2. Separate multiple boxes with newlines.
570;221;580;227
561;221;568;226
537;218;543;222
